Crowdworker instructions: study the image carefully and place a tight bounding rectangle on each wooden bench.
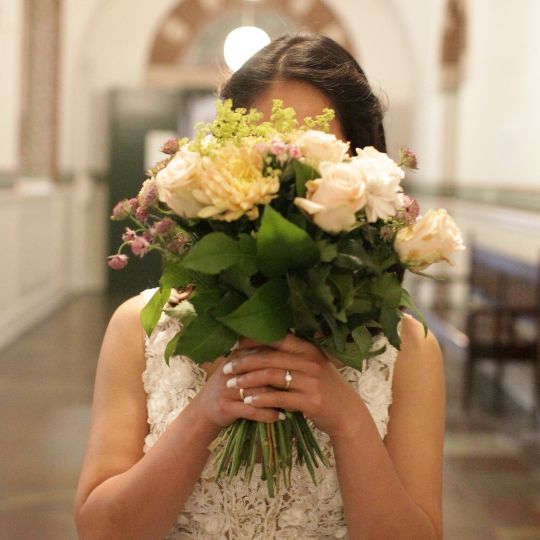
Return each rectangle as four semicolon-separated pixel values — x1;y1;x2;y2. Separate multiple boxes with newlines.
409;244;540;419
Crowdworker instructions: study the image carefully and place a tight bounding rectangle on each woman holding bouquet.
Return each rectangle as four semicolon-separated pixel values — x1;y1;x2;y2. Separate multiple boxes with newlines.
75;33;451;539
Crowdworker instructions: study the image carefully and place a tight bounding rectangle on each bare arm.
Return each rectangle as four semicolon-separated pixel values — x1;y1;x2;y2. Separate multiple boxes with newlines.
232;317;445;539
74;297;281;539
331;316;445;539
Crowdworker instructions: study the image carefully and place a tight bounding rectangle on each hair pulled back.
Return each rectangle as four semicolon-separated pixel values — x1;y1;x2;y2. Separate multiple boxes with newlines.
220;32;386;152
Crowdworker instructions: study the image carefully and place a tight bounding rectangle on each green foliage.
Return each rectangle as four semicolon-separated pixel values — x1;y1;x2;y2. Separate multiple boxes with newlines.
293;161;319;198
257;206;319;277
140;287;171;337
182;232;257;275
217;279;293;343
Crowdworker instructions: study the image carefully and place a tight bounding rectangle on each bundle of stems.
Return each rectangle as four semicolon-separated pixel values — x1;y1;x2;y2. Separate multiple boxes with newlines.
211;411;329;497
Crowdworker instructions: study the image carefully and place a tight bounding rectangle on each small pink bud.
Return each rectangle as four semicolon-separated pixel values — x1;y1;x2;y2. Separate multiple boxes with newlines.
135;206;149;223
160;138;179;155
131;236;150;258
288;145;302;159
143;230;154;242
271;140;287;156
137;178;158;208
111;199;132;221
122;227;137;242
129;198;139;211
167;234;189;254
152;218;175;235
399;146;418;170
107;254;129;270
399;194;420;224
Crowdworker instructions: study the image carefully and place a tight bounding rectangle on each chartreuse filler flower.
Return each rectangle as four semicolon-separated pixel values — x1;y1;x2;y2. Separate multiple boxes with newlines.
109;99;464;496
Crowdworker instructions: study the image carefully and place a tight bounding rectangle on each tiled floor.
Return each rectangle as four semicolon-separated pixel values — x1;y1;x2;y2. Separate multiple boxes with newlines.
0;294;539;539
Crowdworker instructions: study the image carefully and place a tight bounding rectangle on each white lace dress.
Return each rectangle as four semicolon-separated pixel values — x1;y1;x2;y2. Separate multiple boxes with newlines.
141;289;398;539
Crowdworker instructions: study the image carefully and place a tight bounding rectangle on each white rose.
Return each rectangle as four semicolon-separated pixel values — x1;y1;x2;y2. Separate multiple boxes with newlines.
155;147;204;218
394;208;465;271
295;130;349;168
294;161;366;233
352;147;404;222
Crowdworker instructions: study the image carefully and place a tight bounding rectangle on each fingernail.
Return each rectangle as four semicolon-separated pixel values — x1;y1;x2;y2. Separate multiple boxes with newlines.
226;377;237;388
223;362;233;375
244;396;253;405
278;412;286;421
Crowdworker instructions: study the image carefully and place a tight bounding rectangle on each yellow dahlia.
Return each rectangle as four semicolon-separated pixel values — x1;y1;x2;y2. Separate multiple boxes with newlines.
193;143;280;221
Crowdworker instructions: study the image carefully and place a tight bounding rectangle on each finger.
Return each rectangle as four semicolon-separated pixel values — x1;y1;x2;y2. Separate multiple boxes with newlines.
227;369;314;393
242;390;309;415
226;385;275;401
226;400;284;424
223;349;316;377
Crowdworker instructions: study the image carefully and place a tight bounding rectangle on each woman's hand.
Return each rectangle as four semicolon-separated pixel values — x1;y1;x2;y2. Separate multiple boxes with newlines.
221;334;367;440
189;353;284;437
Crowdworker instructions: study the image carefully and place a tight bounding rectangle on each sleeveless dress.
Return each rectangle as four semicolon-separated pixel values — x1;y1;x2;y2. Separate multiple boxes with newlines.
140;289;398;539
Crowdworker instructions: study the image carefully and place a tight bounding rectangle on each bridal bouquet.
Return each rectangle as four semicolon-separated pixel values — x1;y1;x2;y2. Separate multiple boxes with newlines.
109;99;464;495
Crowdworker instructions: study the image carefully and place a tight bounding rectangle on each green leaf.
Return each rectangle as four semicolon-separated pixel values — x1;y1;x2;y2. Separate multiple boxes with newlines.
174;314;238;364
307;266;335;312
140;287;171;336
211;290;245;318
220;266;255;296
380;305;402;349
317;239;338;262
287;275;320;335
159;260;191;289
370;273;402;308
293;160;319;197
190;289;222;315
320;340;386;371
182;232;241;274
347;297;373;314
330;272;354;312
164;332;181;365
237;234;259;275
400;288;428;336
351;326;373;352
217;279;293;343
257;205;319;277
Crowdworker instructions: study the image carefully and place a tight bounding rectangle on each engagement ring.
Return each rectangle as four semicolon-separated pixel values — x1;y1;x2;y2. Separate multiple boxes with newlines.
284;370;292;390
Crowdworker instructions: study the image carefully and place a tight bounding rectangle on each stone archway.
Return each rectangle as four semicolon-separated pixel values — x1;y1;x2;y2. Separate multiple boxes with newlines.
148;0;354;69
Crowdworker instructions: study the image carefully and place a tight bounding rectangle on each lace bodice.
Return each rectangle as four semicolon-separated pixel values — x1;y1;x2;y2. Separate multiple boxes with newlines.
141;289;398;539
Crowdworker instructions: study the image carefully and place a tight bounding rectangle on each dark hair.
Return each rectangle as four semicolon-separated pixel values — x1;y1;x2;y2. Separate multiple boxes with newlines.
220;32;386;152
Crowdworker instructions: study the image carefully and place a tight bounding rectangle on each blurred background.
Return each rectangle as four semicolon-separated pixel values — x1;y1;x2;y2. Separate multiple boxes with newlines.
1;0;539;538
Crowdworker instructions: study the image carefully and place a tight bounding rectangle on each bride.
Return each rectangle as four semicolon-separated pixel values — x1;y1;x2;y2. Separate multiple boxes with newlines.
74;33;445;539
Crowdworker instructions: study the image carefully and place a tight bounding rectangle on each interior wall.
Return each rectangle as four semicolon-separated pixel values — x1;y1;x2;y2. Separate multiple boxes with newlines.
0;0;24;173
456;0;540;187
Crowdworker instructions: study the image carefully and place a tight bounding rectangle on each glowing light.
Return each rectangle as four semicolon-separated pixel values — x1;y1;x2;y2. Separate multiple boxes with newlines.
224;26;270;72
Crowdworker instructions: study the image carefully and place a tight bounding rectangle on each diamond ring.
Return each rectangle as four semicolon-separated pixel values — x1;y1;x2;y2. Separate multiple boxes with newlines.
284;370;292;390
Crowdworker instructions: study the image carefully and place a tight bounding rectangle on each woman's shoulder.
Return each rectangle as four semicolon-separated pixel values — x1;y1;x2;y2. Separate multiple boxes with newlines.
392;315;444;395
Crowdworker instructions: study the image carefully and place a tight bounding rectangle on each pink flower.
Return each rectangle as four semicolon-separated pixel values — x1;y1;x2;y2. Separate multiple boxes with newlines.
122;228;137;242
271;140;287;156
131;236;150;258
399;194;420;224
288;145;302;159
160;138;179;155
107;254;129;270
111;199;132;220
399;146;418;170
152;218;175;235
138;178;158;207
167;234;189;254
135;206;149;223
143;231;154;242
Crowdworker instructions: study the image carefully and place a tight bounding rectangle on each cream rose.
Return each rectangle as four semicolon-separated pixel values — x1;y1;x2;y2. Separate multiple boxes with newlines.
352;147;404;222
155;147;204;218
295;129;349;168
395;208;465;270
294;161;367;233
